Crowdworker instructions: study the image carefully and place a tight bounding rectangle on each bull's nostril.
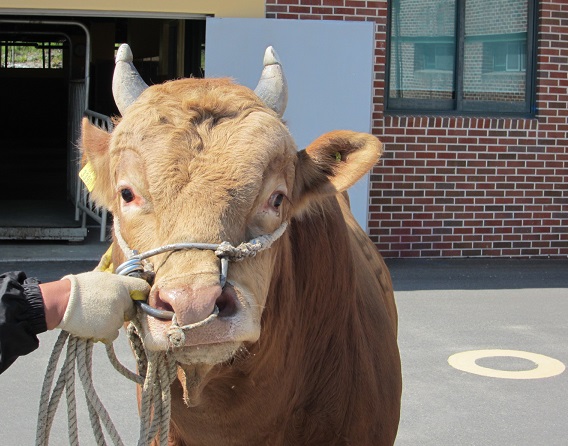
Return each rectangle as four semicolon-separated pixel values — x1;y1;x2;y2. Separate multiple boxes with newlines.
216;286;238;318
153;293;175;313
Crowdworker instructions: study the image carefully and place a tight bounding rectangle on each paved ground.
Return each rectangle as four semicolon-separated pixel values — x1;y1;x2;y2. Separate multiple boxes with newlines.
388;258;568;446
0;238;566;445
0;232;135;445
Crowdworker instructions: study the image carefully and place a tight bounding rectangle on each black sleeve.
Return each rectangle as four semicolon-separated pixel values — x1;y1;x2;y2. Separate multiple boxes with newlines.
0;271;47;375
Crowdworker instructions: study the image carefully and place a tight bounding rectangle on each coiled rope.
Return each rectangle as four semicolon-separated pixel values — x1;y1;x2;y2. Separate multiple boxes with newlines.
35;319;176;446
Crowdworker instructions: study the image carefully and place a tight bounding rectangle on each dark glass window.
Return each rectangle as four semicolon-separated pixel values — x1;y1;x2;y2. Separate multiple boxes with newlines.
387;0;536;116
483;41;527;73
415;43;455;71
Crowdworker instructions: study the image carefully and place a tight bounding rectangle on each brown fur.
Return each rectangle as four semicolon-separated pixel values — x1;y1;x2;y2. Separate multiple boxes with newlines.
163;195;401;445
81;77;401;445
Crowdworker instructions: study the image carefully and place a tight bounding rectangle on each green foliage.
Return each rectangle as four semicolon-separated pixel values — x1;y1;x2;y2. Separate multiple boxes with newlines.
1;42;63;69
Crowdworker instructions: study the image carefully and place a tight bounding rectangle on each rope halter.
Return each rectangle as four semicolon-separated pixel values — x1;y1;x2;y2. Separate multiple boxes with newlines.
114;219;288;347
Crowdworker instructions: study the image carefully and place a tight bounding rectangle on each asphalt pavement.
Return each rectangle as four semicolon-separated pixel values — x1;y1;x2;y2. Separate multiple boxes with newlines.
388;258;568;446
0;233;566;445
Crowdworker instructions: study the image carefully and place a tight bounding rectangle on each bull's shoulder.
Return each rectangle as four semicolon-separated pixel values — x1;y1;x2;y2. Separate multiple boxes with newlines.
337;194;398;333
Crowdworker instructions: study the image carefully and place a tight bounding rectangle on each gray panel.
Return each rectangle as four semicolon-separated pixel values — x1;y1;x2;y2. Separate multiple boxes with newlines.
205;18;375;231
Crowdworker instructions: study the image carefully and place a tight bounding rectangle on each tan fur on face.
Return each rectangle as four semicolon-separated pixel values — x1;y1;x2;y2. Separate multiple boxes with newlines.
83;78;298;359
114;79;296;243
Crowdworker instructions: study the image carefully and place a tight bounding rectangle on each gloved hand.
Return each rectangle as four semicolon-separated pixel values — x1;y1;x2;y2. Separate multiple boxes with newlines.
57;272;150;343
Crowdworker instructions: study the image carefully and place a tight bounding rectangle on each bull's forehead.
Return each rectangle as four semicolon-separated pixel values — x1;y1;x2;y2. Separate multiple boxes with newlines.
109;78;297;230
114;78;294;158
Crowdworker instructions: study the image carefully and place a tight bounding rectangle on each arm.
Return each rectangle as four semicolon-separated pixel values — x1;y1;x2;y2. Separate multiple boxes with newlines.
39;280;70;330
0;271;150;375
0;271;47;375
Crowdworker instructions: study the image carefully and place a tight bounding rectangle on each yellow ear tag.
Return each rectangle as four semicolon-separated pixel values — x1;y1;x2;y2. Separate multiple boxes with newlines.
79;162;96;192
335;151;342;162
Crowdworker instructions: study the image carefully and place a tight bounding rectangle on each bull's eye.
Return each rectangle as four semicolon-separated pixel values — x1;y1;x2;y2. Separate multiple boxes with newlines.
120;188;135;203
270;193;285;210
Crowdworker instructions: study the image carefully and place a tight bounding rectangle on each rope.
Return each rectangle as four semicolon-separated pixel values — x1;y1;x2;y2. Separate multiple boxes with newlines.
36;321;176;446
113;217;135;259
214;222;289;261
166;306;220;348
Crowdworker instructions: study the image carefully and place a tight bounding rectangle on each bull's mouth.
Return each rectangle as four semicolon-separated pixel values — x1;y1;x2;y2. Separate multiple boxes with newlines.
137;282;260;366
171;341;242;368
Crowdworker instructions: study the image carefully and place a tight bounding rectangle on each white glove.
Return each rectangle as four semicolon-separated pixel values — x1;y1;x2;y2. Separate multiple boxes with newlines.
57;272;150;343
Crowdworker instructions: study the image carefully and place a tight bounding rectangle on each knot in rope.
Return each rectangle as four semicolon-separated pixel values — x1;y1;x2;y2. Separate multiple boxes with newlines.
167;327;185;349
214;223;289;261
166;306;220;348
214;240;261;261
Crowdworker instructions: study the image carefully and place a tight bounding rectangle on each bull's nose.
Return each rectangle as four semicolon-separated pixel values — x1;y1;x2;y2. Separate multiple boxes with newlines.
156;284;222;326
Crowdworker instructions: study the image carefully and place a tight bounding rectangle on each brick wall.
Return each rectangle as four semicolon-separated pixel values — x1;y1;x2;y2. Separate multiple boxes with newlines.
266;0;568;258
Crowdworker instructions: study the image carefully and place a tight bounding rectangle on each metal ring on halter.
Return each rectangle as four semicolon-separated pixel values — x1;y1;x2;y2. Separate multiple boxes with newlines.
115;249;145;277
220;257;228;288
137;301;175;320
115;258;144;276
115;260;175;320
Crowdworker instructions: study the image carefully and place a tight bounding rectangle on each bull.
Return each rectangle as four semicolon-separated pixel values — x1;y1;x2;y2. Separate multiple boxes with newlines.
82;44;401;445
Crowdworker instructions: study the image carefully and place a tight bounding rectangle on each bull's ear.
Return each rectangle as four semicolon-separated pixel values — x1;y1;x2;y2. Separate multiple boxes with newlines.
81;118;114;209
293;130;382;208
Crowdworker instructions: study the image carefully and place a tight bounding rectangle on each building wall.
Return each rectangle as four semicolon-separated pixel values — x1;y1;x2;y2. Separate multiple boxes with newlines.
266;0;568;258
0;0;265;18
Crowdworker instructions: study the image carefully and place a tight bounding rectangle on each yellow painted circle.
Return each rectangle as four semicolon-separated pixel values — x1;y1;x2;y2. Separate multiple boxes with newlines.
448;349;565;380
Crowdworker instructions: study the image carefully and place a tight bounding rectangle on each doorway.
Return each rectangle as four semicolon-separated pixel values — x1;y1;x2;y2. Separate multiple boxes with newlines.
0;16;205;241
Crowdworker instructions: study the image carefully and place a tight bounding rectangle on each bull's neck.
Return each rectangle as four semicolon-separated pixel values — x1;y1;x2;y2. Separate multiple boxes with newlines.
255;195;359;371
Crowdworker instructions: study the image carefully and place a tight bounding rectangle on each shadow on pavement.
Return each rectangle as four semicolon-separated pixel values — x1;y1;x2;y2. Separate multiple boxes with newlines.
0;261;100;283
2;258;567;292
386;258;568;291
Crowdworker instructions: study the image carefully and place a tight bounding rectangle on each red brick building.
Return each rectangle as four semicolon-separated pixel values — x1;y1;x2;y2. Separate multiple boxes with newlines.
1;1;565;256
267;0;568;258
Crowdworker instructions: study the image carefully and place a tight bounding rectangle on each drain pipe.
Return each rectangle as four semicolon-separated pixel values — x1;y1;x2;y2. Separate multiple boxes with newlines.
0;19;91;108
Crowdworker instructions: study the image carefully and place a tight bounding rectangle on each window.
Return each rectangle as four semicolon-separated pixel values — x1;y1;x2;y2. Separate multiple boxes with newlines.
387;0;536;115
1;40;64;69
415;42;455;71
484;40;527;73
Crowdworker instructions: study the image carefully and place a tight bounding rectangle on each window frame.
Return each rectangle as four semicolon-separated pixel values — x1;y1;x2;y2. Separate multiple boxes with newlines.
385;0;537;117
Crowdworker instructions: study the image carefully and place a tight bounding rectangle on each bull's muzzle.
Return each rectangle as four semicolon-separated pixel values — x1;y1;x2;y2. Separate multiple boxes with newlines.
116;245;229;321
114;220;289;322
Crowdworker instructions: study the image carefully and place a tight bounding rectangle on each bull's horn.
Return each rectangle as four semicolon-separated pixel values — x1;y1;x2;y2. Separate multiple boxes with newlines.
254;46;288;117
112;44;148;115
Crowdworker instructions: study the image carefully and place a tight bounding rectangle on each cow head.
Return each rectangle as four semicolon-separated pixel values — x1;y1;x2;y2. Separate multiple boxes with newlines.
82;45;382;373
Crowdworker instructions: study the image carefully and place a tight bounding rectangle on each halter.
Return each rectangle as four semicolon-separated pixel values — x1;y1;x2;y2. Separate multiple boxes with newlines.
114;218;288;322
